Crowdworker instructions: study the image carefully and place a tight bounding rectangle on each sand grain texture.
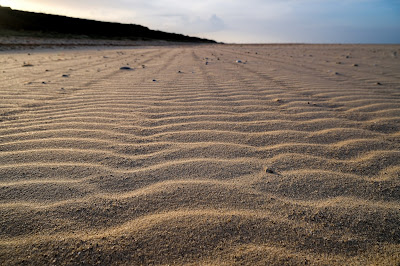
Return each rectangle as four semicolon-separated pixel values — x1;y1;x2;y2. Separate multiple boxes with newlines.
0;44;400;265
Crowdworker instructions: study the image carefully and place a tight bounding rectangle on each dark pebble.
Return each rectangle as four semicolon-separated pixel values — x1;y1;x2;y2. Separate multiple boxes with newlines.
120;66;133;70
266;168;274;174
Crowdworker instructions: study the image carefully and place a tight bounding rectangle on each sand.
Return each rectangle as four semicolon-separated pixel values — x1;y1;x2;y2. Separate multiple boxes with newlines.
0;44;399;265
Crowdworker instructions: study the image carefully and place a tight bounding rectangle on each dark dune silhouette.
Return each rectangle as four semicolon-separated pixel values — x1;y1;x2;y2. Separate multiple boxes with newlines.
0;6;216;43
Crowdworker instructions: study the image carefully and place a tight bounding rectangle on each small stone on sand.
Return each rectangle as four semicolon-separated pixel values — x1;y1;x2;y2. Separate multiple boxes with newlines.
265;168;274;174
120;66;133;70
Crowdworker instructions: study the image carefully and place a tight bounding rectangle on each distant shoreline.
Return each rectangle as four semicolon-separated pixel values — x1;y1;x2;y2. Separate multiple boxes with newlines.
0;36;214;51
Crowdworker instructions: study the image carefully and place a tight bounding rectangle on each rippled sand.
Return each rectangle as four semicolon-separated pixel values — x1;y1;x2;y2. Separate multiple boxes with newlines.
1;44;399;265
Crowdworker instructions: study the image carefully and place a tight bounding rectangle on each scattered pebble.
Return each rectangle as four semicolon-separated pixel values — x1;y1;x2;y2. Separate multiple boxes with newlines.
42;81;47;84
62;74;70;78
22;63;33;67
353;64;359;67
336;62;341;64
236;60;242;63
120;66;133;70
376;82;382;85
265;168;274;174
205;62;209;65
178;70;182;73
142;65;146;68
152;79;157;82
335;72;340;75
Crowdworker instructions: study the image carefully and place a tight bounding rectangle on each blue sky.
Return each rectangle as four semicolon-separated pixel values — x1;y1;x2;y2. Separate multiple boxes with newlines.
1;0;399;43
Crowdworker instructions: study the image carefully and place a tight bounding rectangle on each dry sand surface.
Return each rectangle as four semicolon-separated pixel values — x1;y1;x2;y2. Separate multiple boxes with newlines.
0;44;400;265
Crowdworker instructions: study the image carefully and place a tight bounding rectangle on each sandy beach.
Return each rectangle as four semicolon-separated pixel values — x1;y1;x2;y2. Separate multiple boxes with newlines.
0;44;399;265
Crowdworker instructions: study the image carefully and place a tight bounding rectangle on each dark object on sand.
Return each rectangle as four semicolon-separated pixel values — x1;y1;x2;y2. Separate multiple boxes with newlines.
265;168;274;174
120;66;133;70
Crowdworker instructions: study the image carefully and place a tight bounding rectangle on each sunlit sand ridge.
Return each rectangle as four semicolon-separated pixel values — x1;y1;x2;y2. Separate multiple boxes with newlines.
0;44;399;265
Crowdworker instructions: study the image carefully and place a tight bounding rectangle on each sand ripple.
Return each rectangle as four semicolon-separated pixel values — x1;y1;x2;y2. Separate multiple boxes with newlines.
1;44;399;265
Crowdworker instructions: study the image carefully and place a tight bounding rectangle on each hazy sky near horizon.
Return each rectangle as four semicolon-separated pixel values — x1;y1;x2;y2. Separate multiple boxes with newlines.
1;0;399;43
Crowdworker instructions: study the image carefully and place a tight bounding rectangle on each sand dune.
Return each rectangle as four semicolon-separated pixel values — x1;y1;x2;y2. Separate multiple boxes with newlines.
1;44;399;265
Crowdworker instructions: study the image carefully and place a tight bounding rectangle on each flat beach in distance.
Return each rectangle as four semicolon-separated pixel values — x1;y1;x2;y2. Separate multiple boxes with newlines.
0;42;399;265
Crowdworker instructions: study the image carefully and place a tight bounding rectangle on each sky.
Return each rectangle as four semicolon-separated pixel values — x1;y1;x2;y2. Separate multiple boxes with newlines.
1;0;400;43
